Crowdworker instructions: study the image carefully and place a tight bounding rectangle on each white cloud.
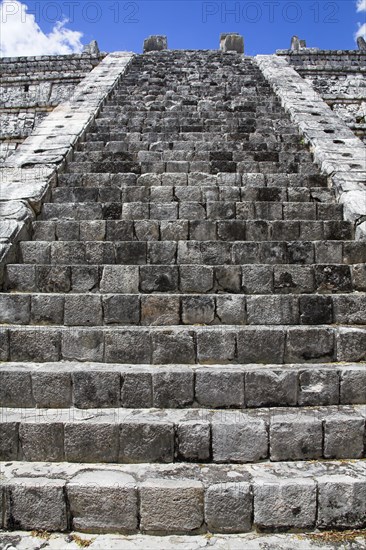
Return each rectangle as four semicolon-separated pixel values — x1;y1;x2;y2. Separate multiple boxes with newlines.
355;0;366;42
356;22;366;40
0;0;84;57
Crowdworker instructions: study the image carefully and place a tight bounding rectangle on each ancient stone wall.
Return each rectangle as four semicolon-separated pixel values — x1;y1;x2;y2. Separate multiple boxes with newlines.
0;53;105;161
276;50;366;143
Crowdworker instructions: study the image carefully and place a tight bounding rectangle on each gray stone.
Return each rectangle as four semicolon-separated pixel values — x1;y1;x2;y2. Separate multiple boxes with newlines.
177;421;211;461
62;328;104;362
152;370;194;407
340;368;366;404
104;295;140;325
141;295;180;325
0;294;30;324
270;412;323;461
205;482;252;533
195;370;244;408
245;370;297;407
152;330;195;364
212;414;268;462
10;329;60;362
254;478;316;529
19;423;64;462
121;372;153;408
140;479;204;532
197;329;236;364
237;328;285;364
180;266;213;293
0;371;34;407
105;329;151;364
220;33;244;54
5;478;67;531
317;477;366;529
182;296;215;325
143;35;168;53
337;328;366;362
67;470;138;533
298;369;339;406
119;421;174;463
100;266;139;293
64;295;102;326
0;422;19;460
324;414;365;459
72;371;120;408
286;328;334;363
65;423;119;463
32;371;72;408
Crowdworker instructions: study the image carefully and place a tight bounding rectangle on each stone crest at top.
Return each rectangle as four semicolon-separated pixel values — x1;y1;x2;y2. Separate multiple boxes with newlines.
220;33;244;54
143;35;168;53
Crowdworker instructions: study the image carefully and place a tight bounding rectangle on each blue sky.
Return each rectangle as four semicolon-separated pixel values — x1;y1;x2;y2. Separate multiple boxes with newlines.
1;0;365;56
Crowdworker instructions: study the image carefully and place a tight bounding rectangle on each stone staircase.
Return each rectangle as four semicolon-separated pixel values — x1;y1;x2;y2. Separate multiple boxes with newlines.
0;51;365;537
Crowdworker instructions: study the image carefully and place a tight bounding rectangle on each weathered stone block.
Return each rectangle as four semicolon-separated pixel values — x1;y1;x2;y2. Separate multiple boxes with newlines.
19;423;64;462
152;370;194;407
195;369;244;407
245;369;297;407
121;371;153;408
105;329;151;364
212;414;268;462
65;423;119;463
0;422;19;460
62;328;104;362
317;477;366;529
141;295;180;325
5;478;67;531
119;421;174;463
152;330;195;364
177;421;211;461
68;470;138;533
72;371;120;408
324;414;365;459
205;482;252;533
103;294;140;325
254;478;317;529
197;329;236;364
270;413;323;461
298;369;339;406
140;479;204;532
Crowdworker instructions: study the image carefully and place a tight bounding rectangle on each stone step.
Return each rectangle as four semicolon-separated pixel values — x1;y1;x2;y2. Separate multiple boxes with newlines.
71;150;312;164
5;263;364;294
32;219;352;243
1;325;365;364
77;139;310;154
1;362;364;409
58;172;329;189
4;532;366;550
38;201;344;223
50;185;334;204
1;405;365;464
17;240;366;266
65;160;315;176
1;460;365;533
0;292;364;327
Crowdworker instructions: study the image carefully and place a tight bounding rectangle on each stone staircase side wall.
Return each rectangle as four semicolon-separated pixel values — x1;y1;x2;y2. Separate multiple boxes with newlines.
255;55;366;240
0;51;134;284
276;50;366;143
0;53;106;162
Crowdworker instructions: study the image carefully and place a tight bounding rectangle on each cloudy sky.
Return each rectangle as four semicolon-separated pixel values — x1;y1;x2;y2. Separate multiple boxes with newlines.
0;0;365;57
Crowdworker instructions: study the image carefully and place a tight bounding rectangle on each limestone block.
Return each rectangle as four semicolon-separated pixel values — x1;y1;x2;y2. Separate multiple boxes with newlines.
270;412;323;461
254;478;317;529
317;476;366;529
212;413;268;462
5;477;67;531
205;482;252;533
143;36;168;53
140;479;204;532
119;420;174;463
68;470;138;533
220;33;244;54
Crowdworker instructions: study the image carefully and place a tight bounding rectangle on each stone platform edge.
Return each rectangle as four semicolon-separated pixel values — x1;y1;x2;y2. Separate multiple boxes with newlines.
254;55;366;240
0;51;135;284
